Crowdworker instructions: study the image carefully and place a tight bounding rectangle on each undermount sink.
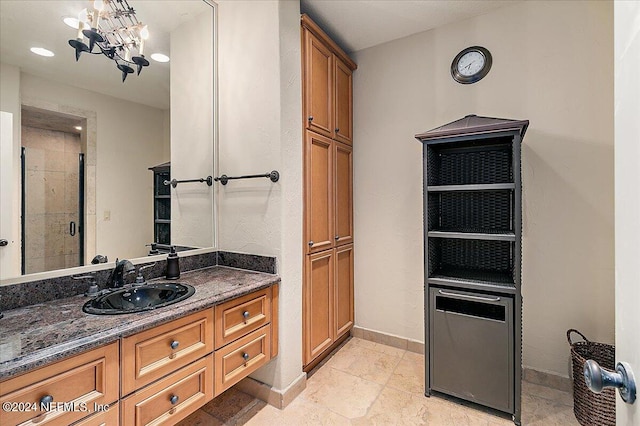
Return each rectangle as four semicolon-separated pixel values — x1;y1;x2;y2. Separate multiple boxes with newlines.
82;282;195;315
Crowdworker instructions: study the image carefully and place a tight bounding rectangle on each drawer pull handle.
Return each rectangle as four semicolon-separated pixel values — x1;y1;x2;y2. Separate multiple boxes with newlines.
242;352;250;364
242;311;250;323
170;340;179;350
437;289;501;303
170;395;179;405
40;395;54;406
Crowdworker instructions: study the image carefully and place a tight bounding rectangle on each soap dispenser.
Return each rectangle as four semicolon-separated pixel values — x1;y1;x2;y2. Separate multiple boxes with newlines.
166;246;180;279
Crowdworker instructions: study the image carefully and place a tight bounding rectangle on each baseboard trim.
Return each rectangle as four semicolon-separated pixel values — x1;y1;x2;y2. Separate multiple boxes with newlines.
235;372;307;410
522;367;572;392
352;326;425;354
353;326;571;393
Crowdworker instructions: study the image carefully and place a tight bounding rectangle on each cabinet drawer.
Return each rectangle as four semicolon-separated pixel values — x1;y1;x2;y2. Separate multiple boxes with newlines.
215;325;271;396
122;310;213;395
214;288;271;349
121;355;213;426
0;342;119;426
71;403;118;426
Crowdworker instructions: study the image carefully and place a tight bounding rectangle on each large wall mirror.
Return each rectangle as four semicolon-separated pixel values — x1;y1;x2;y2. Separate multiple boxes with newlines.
0;0;216;282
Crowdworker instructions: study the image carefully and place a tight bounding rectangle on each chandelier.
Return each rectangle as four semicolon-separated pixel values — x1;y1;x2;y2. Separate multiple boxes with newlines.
68;0;150;82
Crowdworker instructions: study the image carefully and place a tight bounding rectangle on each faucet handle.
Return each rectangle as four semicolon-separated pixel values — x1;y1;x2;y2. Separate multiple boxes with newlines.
134;262;157;286
72;273;100;296
72;273;97;283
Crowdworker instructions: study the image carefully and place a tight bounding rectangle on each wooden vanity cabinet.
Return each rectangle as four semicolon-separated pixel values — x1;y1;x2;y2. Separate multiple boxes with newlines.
303;244;354;364
302;20;354;146
0;285;278;426
304;131;353;254
120;286;277;423
0;342;119;426
302;14;356;370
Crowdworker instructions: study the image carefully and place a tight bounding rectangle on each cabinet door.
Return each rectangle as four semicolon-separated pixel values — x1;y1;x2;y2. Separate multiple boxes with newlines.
304;250;334;365
335;244;354;339
305;131;334;253
334;57;353;145
334;142;353;246
304;30;333;138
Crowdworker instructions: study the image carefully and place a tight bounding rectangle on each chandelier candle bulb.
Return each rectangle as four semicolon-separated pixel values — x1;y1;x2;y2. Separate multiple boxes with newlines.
139;25;149;56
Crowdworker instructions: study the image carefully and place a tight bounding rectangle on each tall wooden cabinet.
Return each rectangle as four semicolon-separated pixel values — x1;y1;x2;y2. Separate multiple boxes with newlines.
302;14;356;370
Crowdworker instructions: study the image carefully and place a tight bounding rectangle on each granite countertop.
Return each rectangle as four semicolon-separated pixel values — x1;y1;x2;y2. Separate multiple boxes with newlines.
0;266;280;381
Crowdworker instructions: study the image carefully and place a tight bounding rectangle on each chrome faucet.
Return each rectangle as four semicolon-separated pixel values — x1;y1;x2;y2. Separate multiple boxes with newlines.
110;259;135;288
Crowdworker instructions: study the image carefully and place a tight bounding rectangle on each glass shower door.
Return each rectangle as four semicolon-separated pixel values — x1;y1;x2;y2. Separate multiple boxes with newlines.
21;129;84;274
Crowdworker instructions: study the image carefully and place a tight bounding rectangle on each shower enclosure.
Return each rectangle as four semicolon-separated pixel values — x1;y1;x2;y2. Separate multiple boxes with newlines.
21;125;84;275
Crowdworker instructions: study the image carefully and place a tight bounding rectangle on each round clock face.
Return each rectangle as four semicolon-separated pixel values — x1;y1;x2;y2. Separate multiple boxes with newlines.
451;46;492;84
457;51;485;77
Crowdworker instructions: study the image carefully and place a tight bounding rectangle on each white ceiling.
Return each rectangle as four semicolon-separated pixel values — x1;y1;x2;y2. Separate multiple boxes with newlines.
2;1;520;110
0;1;211;110
300;0;520;53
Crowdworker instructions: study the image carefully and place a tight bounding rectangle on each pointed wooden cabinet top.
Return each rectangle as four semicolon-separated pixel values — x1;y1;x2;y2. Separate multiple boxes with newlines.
415;114;529;142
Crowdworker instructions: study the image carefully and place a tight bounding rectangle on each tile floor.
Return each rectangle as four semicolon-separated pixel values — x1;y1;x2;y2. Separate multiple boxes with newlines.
178;337;580;425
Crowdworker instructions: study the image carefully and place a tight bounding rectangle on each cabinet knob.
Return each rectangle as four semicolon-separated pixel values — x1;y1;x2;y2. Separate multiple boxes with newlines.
335;235;339;240
242;311;250;323
308;241;314;247
335;128;340;133
170;395;179;405
308;116;313;122
0;239;8;247
40;395;54;406
242;352;250;363
170;340;179;350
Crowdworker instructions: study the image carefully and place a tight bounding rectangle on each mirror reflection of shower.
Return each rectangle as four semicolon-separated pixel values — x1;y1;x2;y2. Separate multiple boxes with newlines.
21;107;85;274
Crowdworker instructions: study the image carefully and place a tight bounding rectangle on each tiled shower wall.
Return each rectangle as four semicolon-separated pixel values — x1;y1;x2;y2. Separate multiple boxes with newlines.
22;126;81;274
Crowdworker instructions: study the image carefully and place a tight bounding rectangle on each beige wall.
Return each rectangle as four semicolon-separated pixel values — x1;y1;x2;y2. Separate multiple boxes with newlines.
19;73;167;263
352;0;614;377
170;9;214;249
217;0;304;391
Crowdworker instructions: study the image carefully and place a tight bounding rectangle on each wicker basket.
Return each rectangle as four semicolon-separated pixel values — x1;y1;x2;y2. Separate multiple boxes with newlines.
567;329;616;426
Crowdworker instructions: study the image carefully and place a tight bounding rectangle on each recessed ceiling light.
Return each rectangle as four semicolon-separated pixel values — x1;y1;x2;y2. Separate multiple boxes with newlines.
30;47;55;57
150;53;170;63
74;126;82;131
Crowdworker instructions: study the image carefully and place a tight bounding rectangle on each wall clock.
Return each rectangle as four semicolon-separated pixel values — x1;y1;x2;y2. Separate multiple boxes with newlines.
451;46;492;84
